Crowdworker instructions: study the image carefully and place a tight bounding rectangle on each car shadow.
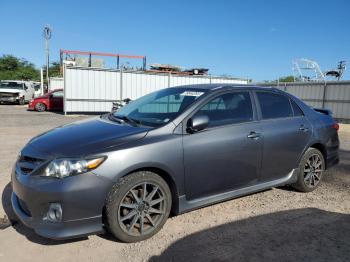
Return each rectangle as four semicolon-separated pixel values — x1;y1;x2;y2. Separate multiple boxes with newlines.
150;208;350;262
279;149;350;192
2;150;348;248
334;149;350;173
1;182;88;245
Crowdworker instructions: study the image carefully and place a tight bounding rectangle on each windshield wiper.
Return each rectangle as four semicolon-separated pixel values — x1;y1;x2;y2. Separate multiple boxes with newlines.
110;114;141;126
108;113;123;124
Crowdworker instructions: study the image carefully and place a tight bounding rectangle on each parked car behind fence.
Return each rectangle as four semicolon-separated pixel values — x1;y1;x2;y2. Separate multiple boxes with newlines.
0;80;36;104
28;89;64;112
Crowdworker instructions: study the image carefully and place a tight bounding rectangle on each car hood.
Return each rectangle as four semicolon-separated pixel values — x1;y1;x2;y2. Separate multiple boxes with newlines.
34;94;49;100
26;117;150;157
0;89;22;93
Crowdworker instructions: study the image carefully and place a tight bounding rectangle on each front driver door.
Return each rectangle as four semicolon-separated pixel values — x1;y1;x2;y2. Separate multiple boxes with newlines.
183;91;262;200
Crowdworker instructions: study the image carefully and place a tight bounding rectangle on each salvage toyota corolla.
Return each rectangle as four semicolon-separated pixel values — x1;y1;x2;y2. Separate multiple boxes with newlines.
12;84;339;242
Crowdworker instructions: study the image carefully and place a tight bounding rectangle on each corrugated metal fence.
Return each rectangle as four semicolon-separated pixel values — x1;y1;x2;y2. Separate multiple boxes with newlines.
49;77;64;91
64;66;248;113
260;81;350;121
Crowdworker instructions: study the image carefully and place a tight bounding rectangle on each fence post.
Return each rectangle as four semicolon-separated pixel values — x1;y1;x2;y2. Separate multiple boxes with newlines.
120;69;123;101
63;64;66;115
322;82;327;108
168;72;171;88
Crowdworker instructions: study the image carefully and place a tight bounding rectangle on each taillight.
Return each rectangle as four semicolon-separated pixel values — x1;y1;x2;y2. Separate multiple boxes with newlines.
332;123;339;131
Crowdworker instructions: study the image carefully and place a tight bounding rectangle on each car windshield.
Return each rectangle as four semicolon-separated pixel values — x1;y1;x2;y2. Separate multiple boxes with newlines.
113;88;208;127
0;82;24;90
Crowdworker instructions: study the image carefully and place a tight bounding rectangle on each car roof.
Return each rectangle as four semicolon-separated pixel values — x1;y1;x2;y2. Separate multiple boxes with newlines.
170;83;277;92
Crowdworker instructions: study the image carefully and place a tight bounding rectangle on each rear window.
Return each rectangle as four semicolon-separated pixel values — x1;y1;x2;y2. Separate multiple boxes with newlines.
257;92;293;119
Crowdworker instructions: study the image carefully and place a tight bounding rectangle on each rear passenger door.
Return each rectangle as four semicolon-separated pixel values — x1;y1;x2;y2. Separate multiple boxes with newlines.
255;91;311;182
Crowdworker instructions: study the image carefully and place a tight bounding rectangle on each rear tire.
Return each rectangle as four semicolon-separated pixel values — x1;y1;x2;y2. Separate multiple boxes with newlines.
105;171;172;242
35;102;46;112
292;148;325;192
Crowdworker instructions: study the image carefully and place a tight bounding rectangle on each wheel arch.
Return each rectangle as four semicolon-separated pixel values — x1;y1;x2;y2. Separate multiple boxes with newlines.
309;142;327;167
120;166;180;215
297;141;327;170
41;100;49;107
35;101;48;110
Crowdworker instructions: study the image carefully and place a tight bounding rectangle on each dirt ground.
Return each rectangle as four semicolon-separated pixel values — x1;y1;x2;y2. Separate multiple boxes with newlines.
0;104;349;262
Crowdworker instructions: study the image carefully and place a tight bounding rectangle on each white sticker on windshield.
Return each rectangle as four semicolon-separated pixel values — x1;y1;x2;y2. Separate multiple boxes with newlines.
180;91;204;97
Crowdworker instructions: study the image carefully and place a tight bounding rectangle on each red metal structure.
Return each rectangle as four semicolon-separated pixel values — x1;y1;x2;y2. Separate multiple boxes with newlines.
60;49;147;70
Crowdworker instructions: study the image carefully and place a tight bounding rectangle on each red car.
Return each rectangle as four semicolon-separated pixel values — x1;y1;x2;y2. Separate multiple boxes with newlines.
28;89;64;112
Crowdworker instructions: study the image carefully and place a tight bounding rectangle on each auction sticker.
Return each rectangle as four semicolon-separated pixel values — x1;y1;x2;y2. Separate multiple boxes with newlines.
180;91;204;97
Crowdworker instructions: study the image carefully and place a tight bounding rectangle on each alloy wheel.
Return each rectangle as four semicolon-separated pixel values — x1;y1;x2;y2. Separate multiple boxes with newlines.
118;182;166;237
36;103;45;112
303;154;323;188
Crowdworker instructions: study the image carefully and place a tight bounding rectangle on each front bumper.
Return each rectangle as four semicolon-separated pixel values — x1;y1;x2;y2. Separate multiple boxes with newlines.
11;164;113;240
0;96;18;103
27;102;35;110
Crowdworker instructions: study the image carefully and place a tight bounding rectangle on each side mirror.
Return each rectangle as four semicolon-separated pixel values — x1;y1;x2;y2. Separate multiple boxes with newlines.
187;115;209;133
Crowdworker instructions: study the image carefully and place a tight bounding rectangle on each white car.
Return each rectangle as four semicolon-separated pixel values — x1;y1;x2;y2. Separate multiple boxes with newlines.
0;80;36;105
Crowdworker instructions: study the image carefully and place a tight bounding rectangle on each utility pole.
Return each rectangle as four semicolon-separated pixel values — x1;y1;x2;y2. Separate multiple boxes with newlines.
40;68;44;95
43;25;52;92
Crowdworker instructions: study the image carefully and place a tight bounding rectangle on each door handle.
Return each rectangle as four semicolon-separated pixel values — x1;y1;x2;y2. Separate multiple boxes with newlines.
247;131;261;139
299;125;309;132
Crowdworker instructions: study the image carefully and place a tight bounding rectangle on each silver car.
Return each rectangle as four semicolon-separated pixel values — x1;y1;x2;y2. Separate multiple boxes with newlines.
11;84;339;242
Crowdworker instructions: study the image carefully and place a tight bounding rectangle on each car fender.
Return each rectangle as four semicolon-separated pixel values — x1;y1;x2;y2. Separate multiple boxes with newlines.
94;160;182;208
298;137;325;165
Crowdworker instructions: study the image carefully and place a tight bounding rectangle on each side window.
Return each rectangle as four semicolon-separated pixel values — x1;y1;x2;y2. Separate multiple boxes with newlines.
257;92;293;119
194;92;253;128
291;99;304;116
52;91;63;97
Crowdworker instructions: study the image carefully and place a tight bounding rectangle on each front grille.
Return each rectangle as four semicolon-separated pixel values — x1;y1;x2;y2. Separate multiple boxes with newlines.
17;198;32;217
0;92;17;98
17;155;44;175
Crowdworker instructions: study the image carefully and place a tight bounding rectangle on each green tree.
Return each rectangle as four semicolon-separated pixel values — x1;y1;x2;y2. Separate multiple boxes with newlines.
278;75;296;82
44;61;62;78
0;55;40;81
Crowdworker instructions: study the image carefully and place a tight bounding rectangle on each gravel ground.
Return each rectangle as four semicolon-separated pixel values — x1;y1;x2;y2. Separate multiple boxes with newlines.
0;104;349;262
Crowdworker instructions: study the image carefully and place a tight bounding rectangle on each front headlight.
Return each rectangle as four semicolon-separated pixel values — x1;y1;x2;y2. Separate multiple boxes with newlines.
43;157;106;179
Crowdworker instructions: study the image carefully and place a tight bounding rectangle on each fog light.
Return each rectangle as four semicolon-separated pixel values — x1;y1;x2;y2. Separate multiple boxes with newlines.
44;203;62;222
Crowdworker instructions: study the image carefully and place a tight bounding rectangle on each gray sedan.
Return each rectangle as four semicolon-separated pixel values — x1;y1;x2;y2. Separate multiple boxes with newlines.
11;84;339;242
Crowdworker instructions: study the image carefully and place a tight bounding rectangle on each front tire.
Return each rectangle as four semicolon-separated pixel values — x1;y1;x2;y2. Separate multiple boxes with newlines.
105;171;172;242
18;97;25;105
292;148;325;192
35;102;46;112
